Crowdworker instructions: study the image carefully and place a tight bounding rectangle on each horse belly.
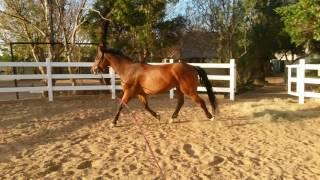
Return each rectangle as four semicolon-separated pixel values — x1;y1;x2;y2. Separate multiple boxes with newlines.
141;75;176;95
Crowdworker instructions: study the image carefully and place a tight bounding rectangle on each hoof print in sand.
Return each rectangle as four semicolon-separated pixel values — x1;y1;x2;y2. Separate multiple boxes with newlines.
77;160;92;169
209;156;224;166
129;164;137;170
38;162;61;176
155;149;163;155
183;144;198;158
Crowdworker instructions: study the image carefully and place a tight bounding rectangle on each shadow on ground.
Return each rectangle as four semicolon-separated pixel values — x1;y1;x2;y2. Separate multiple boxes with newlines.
253;107;320;122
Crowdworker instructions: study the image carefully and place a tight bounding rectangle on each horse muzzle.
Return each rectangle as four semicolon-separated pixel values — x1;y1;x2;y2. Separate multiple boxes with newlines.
90;66;100;74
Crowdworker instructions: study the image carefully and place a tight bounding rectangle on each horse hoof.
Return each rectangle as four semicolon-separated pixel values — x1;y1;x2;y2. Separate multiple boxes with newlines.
156;113;161;121
168;118;174;124
209;116;215;121
110;123;117;128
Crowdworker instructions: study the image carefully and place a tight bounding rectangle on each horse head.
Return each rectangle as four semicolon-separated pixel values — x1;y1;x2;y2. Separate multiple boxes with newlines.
91;45;110;74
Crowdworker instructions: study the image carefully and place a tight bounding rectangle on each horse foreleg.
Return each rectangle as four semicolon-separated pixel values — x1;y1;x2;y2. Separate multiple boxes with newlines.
170;88;184;123
138;94;160;120
113;105;123;125
113;91;131;126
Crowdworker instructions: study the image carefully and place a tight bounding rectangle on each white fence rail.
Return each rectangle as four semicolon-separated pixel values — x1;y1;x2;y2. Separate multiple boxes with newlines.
287;59;320;104
0;59;236;101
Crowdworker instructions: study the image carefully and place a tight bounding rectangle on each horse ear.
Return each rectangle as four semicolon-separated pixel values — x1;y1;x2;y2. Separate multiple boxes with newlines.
98;44;104;52
96;44;105;60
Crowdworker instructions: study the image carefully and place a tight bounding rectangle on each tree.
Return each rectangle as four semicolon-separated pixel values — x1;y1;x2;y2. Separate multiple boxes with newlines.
243;0;286;83
186;0;299;85
84;0;180;62
187;0;248;62
56;0;88;86
0;0;93;92
0;46;11;62
155;15;186;58
277;0;320;53
0;0;90;74
0;0;50;74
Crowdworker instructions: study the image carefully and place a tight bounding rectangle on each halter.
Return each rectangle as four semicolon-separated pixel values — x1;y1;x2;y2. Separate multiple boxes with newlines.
95;50;107;73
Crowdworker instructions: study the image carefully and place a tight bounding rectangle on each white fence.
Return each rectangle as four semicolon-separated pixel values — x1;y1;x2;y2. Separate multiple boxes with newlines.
0;59;236;101
287;59;320;104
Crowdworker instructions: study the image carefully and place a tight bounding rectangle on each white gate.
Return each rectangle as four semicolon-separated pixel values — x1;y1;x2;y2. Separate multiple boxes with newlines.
287;59;320;104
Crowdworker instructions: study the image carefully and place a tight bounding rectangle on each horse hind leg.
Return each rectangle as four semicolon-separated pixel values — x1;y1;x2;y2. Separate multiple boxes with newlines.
138;94;160;121
179;79;213;121
169;87;184;123
189;93;213;120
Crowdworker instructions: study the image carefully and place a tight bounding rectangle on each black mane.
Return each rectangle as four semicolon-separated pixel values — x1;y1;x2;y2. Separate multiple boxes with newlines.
102;48;125;56
102;47;135;61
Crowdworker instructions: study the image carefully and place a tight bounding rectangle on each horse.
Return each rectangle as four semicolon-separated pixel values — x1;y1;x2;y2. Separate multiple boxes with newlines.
91;46;218;126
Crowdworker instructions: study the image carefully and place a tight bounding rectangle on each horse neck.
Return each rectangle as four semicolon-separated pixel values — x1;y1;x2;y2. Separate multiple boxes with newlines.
106;55;133;78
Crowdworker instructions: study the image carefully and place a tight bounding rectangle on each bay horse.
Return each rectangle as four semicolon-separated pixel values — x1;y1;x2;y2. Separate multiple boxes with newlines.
91;46;218;126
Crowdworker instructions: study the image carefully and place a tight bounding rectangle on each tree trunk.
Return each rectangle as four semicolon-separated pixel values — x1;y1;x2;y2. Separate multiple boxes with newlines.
44;0;55;62
254;59;267;86
59;2;77;91
44;0;56;96
30;45;46;75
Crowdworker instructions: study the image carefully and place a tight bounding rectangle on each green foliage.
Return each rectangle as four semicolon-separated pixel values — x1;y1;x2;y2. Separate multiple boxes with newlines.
192;0;247;61
85;0;182;62
277;0;320;45
0;50;11;62
241;0;291;82
249;1;284;56
156;16;186;48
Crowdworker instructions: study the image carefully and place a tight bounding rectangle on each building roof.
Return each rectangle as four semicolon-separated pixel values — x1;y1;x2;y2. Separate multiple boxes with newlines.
161;31;217;60
180;31;217;59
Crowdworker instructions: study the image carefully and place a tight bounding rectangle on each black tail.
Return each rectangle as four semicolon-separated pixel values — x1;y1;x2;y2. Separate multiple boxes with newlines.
195;66;218;114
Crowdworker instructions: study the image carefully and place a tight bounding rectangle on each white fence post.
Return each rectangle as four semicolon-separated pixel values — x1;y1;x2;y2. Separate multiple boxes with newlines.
169;58;174;99
110;67;116;99
229;59;235;101
234;60;237;94
288;67;291;94
46;58;53;102
298;59;305;104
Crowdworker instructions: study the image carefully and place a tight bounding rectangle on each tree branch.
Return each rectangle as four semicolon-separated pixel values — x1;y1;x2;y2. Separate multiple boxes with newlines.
0;9;46;36
82;8;112;21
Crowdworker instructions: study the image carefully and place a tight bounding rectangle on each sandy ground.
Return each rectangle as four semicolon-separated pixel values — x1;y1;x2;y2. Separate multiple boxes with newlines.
0;79;105;101
1;86;320;179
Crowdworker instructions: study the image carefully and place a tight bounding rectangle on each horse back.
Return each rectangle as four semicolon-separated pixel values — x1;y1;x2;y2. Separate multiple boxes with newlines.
135;63;198;94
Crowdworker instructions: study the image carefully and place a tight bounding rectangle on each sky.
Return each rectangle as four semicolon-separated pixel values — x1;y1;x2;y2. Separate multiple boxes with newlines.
166;0;192;19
